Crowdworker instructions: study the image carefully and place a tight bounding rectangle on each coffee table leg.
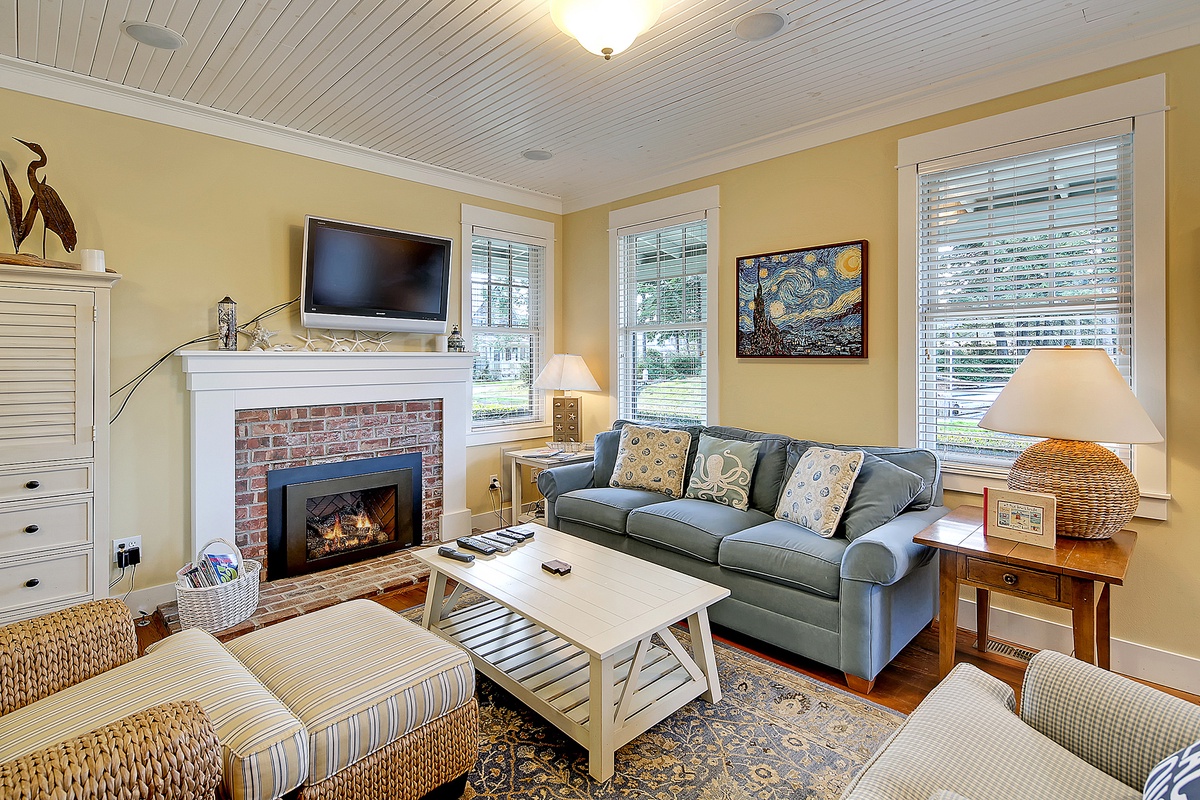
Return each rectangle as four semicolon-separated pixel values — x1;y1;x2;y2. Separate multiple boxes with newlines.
421;569;448;630
588;654;615;782
687;608;721;703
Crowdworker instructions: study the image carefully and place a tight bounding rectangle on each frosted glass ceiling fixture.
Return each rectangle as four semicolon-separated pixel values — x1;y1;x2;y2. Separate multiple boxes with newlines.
549;0;663;60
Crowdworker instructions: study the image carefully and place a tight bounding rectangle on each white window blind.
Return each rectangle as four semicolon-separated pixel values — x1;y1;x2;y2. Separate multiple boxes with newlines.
916;124;1134;469
469;230;546;426
617;217;709;425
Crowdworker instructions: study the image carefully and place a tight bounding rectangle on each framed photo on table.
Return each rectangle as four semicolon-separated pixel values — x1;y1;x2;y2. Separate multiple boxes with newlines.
984;487;1057;549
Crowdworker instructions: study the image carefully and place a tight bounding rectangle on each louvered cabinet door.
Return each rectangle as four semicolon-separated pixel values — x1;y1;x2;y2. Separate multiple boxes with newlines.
0;286;96;466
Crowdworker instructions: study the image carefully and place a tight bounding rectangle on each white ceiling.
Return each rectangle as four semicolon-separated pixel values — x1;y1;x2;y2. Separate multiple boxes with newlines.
4;0;1199;210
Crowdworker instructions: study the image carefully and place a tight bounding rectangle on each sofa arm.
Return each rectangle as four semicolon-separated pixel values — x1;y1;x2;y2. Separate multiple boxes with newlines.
0;599;138;715
0;700;222;800
841;506;949;586
537;462;595;527
1020;649;1200;790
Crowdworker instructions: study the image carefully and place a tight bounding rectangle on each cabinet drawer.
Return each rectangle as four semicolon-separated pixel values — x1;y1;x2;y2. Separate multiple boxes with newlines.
0;497;91;557
966;558;1060;601
0;551;91;614
0;463;92;502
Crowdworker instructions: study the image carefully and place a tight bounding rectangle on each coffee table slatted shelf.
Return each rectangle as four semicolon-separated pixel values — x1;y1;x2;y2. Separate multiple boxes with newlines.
413;524;729;781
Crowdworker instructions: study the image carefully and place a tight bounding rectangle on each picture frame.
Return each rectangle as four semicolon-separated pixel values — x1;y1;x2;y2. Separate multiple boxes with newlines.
736;239;867;358
984;487;1057;549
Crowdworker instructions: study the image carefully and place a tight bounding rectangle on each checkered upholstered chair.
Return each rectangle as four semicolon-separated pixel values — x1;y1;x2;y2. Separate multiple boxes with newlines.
842;649;1200;800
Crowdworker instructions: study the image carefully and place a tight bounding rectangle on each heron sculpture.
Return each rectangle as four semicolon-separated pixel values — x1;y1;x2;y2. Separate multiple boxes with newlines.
1;161;34;253
16;139;77;255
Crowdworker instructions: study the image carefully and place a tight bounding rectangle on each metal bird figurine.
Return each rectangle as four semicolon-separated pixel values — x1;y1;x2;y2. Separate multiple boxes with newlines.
16;139;77;254
0;161;32;253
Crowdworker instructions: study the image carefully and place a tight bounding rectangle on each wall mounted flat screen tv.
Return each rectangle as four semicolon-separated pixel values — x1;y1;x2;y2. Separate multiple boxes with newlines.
300;215;453;334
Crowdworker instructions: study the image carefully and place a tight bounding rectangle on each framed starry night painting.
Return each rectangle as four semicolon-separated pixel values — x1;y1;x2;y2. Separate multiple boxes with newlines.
736;240;867;359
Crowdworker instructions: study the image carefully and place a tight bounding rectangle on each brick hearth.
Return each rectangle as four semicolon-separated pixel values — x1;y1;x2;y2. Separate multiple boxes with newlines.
234;400;444;571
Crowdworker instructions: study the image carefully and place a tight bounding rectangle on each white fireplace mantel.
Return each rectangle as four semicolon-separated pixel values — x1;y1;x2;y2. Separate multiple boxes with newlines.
180;350;474;556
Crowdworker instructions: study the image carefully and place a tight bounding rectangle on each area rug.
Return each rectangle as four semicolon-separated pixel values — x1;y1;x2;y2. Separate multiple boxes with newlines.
402;602;902;800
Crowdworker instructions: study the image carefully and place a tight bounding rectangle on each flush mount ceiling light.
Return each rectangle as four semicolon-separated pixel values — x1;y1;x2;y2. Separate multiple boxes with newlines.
732;11;788;42
121;21;187;50
522;149;554;161
549;0;663;60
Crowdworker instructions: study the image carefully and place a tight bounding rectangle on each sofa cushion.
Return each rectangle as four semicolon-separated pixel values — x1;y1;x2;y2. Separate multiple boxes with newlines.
628;499;772;563
610;424;693;498
592;428;622;487
718;520;849;599
704;426;803;515
0;628;308;800
226;599;475;785
838;453;926;540
556;487;673;534
684;434;761;510
775;447;865;537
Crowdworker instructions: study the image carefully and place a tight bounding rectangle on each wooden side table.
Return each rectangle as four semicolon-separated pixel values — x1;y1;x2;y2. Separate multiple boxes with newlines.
914;505;1136;679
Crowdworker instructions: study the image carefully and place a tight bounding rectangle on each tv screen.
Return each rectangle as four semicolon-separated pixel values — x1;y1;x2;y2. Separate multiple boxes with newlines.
301;216;452;334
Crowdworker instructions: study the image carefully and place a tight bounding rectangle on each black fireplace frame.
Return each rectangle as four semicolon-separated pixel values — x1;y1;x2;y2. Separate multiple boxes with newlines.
265;453;422;581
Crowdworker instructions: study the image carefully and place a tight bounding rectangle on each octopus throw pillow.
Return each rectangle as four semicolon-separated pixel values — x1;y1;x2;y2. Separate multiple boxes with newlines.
684;435;761;511
609;425;693;498
775;446;865;537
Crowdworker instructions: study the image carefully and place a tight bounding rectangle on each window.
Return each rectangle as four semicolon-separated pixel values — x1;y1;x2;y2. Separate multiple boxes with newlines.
898;77;1167;518
461;206;554;445
610;187;720;427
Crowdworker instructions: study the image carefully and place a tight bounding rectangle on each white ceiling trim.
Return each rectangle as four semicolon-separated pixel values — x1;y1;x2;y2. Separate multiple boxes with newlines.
0;55;563;215
561;21;1200;214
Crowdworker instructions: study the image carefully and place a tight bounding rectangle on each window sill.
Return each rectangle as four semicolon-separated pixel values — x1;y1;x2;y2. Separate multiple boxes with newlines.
941;464;1170;522
466;423;553;448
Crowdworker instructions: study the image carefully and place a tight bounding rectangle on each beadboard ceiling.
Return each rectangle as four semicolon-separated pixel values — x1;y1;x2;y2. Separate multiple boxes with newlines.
4;0;1198;210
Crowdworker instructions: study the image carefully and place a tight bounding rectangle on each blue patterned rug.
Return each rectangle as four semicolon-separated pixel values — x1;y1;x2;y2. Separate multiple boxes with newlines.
404;602;902;799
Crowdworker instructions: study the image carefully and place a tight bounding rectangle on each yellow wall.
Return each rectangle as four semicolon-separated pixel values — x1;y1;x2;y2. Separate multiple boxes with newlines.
0;88;556;591
561;45;1200;661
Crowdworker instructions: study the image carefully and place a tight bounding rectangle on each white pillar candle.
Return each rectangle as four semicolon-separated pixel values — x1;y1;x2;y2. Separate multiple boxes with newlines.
80;249;106;272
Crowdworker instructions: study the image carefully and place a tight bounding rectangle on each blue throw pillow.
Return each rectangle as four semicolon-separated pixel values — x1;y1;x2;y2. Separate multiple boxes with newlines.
1145;739;1200;800
837;453;926;540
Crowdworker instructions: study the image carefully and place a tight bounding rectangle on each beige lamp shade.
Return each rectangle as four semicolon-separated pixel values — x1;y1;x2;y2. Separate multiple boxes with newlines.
533;354;600;393
979;347;1161;444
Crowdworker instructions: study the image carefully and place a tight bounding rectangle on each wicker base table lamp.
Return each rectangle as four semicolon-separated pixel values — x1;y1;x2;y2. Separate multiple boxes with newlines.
978;347;1162;539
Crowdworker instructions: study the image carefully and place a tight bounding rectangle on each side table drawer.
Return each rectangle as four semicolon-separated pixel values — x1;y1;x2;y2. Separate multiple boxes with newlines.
966;558;1060;601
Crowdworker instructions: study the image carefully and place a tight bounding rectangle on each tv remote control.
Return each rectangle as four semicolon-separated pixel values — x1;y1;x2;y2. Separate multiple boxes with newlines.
456;536;498;555
437;546;475;563
503;528;534;541
477;534;512;552
491;530;524;544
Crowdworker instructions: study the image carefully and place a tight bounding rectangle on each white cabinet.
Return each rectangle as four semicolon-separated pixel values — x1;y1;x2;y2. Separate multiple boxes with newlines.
0;264;119;624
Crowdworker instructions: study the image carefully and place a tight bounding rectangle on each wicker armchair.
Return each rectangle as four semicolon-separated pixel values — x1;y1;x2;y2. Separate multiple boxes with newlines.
0;600;223;799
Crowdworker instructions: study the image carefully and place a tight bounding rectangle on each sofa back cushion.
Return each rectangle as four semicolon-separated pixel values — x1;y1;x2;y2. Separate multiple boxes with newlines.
786;441;942;510
592;429;622;487
704;425;802;515
837;453;926;540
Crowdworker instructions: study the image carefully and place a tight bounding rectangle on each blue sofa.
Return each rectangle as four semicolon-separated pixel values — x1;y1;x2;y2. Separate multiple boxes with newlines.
536;423;950;692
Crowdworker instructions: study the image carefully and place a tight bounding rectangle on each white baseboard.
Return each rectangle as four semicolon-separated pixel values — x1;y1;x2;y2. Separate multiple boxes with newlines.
122;582;180;618
956;597;1200;695
471;508;512;531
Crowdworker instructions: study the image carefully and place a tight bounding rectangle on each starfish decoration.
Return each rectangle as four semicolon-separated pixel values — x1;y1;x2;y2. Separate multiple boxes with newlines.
321;331;352;352
296;330;323;351
369;333;392;352
349;332;370;352
244;323;277;351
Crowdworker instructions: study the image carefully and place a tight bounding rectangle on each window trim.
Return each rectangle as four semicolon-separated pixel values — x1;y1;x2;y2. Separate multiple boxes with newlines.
461;205;556;447
609;186;721;426
897;75;1168;520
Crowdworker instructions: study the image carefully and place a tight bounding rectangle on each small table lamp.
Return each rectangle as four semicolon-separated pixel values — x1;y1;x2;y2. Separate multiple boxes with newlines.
534;354;600;442
979;347;1162;539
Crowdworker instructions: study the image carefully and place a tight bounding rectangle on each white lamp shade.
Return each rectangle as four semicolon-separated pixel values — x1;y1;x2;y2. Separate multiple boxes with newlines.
533;354;600;392
979;347;1162;444
549;0;662;57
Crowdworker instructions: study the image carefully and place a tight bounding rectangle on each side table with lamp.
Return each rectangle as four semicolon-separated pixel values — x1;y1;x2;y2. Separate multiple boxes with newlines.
918;346;1162;677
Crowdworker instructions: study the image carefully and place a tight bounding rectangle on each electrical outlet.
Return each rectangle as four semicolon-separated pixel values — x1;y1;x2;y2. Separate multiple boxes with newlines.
113;536;142;563
489;474;501;490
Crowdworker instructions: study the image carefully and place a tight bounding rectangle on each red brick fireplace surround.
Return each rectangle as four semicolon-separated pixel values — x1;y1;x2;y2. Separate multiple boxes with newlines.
234;400;444;569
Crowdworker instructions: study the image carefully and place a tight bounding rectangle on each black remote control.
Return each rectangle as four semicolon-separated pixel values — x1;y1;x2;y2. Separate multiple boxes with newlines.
457;536;498;555
437;546;475;563
504;528;534;541
477;534;512;552
491;531;524;544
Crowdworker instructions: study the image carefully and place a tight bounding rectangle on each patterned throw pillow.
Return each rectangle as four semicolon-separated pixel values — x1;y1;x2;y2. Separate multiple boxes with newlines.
609;425;693;498
684;435;762;511
1145;739;1200;800
775;447;865;537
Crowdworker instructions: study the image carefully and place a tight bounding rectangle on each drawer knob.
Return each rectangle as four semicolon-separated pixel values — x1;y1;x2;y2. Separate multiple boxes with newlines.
1003;573;1018;586
24;524;39;534
24;578;40;588
24;480;41;490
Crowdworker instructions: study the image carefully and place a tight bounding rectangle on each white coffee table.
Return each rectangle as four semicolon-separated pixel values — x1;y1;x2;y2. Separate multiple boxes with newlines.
413;523;730;781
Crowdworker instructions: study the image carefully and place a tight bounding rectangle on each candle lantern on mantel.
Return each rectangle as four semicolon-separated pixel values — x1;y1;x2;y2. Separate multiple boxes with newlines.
217;296;237;351
447;324;466;352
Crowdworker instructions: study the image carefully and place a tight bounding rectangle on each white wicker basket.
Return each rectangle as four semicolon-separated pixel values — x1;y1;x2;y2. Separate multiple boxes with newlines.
175;538;260;633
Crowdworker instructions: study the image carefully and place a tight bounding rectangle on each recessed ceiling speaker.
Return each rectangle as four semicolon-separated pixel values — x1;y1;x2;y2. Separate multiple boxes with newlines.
522;149;554;161
121;21;187;50
733;11;788;42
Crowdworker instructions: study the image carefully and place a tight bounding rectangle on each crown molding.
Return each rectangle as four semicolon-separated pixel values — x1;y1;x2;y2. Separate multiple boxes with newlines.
0;55;562;215
561;20;1200;214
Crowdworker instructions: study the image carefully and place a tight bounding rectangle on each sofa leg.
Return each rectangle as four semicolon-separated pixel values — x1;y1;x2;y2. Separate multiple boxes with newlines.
844;673;876;694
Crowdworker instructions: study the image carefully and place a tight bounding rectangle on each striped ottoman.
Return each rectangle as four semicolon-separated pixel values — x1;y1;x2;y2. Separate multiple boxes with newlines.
226;599;479;800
